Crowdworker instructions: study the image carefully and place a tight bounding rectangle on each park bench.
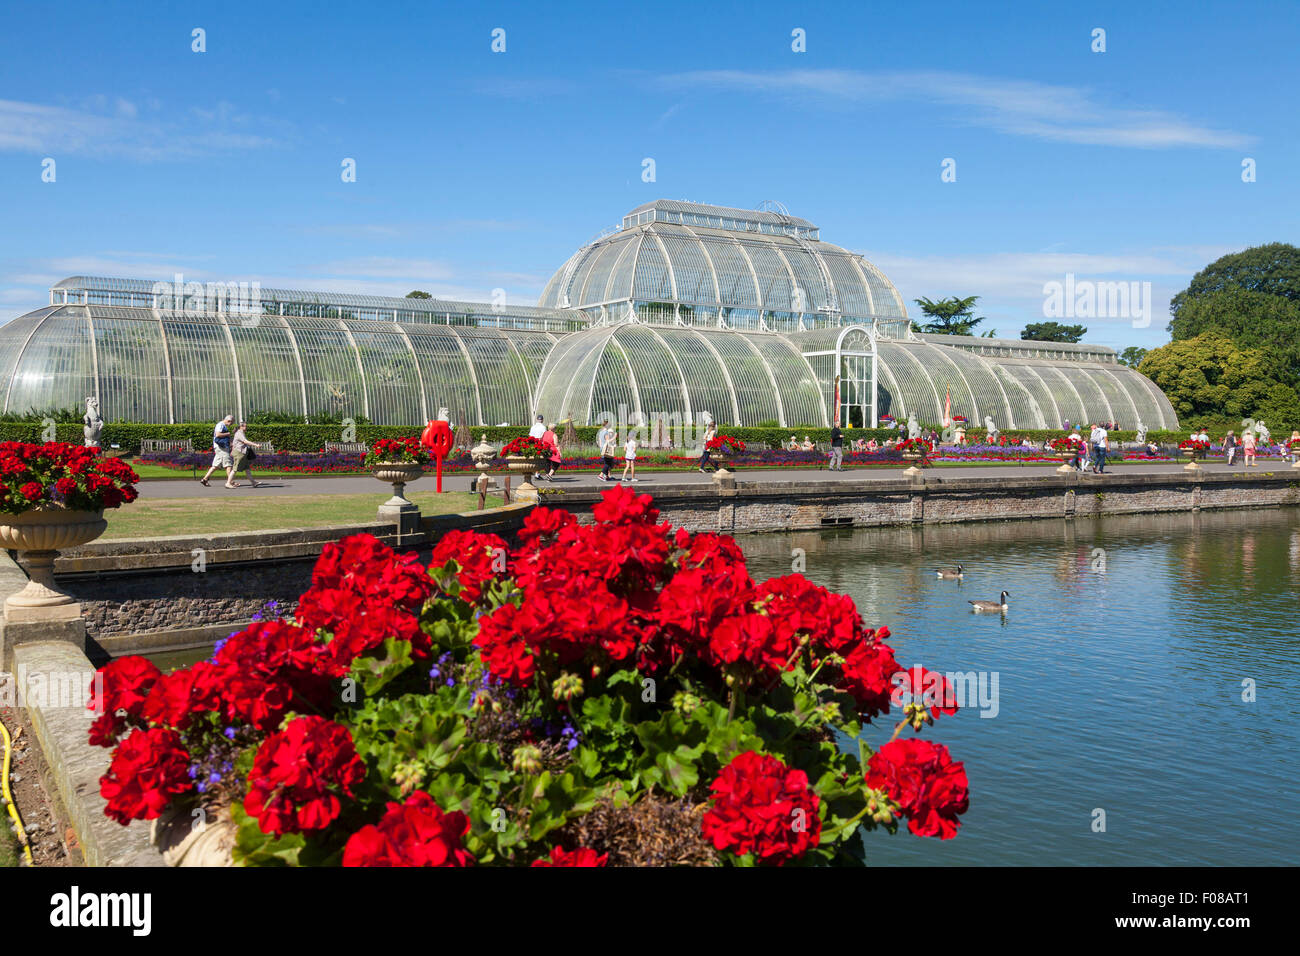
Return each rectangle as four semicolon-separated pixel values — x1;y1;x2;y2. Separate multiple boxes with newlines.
140;438;195;455
323;441;369;455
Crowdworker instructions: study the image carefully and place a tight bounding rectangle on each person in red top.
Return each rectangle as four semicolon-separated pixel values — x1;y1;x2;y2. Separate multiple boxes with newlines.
538;422;562;481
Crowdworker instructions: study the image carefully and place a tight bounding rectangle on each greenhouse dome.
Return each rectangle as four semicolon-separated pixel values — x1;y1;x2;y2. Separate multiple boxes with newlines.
539;200;910;334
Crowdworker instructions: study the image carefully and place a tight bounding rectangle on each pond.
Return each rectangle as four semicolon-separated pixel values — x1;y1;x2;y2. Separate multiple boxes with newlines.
739;508;1300;865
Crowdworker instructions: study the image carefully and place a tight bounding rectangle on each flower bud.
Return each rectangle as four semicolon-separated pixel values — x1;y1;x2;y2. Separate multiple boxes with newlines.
553;672;585;702
511;744;543;774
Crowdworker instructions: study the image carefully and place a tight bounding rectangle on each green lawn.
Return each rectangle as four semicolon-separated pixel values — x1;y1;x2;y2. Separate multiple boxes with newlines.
101;491;502;540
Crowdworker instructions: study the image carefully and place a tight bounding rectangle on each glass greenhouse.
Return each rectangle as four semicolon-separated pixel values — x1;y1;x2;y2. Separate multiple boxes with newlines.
0;201;1178;430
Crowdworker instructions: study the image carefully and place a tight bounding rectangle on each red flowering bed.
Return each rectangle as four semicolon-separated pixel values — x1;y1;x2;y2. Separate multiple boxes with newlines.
1048;437;1084;452
88;487;970;866
363;436;429;466
896;437;933;458
1;441;139;515
1178;439;1210;451
501;435;550;458
705;435;746;455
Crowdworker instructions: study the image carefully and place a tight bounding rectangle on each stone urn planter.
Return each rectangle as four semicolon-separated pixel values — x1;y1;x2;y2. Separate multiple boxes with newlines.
470;434;496;472
504;456;546;502
1179;447;1204;472
900;450;927;477
371;461;424;528
0;507;107;617
149;803;236;867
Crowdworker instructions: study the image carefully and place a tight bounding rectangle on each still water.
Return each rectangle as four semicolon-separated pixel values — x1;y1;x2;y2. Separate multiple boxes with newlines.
739;508;1300;866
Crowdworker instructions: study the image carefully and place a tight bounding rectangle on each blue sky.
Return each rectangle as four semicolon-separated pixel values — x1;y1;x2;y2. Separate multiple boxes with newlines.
1;0;1295;352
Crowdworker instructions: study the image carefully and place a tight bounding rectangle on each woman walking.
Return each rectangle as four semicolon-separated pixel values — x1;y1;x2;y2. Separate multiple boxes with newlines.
596;420;616;482
1223;430;1238;466
699;419;718;473
1243;428;1257;466
232;421;267;487
621;435;638;482
539;422;562;481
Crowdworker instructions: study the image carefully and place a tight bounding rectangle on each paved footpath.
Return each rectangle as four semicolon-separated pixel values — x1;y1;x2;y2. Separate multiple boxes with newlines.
137;460;1291;499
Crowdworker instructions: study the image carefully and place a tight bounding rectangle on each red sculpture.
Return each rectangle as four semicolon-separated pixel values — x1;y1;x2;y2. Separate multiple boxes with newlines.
420;419;454;492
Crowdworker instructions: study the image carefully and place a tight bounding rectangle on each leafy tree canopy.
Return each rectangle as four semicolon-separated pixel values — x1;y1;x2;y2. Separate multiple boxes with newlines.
1166;287;1300;385
405;290;432;299
1170;243;1300;321
1118;346;1148;369
913;295;986;336
1021;321;1087;343
1138;331;1300;426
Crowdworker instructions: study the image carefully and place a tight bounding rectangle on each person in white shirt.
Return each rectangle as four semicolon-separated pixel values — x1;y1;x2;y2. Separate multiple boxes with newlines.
528;415;546;440
621;436;638;482
201;415;237;488
595;419;615;482
1089;423;1109;473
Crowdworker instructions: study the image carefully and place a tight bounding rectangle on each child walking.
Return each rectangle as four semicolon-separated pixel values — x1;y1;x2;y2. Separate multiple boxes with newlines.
621;436;638;482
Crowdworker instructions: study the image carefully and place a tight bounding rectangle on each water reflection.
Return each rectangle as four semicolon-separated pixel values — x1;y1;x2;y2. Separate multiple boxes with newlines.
741;508;1300;866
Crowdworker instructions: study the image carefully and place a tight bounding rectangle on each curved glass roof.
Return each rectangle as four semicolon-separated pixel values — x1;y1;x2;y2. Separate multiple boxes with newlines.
533;322;1177;430
0;304;557;426
538;201;907;328
533;323;828;428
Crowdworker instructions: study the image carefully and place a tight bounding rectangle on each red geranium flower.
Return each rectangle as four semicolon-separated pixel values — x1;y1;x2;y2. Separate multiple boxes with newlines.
342;791;475;867
838;641;903;720
99;727;193;825
701;750;821;865
244;716;366;836
891;665;959;719
866;739;970;839
19;481;43;501
87;655;162;747
428;528;509;602
531;846;608;867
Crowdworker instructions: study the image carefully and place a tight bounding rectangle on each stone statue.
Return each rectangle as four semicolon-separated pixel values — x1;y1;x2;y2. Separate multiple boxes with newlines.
984;415;999;442
907;413;920;439
1255;420;1271;444
83;396;103;447
1135;420;1147;444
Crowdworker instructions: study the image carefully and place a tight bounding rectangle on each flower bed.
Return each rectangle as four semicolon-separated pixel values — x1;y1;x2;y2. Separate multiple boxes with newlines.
87;487;971;866
2;441;139;514
363;437;429;466
705;435;746;455
501;435;551;458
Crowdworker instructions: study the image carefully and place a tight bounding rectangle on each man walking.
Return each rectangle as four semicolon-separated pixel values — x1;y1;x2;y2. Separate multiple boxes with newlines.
828;423;844;471
595;419;616;482
1089;422;1109;474
201;414;238;488
528;415;546;440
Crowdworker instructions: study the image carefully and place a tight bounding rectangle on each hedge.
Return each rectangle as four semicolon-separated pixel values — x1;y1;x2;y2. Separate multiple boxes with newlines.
0;421;1223;455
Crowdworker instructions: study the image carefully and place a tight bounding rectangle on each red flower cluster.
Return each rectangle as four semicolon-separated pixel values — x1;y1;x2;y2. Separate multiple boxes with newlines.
296;534;435;674
701;751;821;865
364;436;428;465
87;655;162;746
209;620;335;731
891;665;959;721
705;435;745;454
0;441;138;515
244;716;366;836
531;846;608;867
428;528;509;603
99;727;192;824
342;791;475;867
866;739;970;839
501;435;550;457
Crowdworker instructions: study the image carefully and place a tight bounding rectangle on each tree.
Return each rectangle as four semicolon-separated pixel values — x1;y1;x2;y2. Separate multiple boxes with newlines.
1166;288;1300;387
1138;331;1300;426
1118;346;1148;369
912;295;986;336
1169;243;1300;321
406;290;432;299
1021;321;1087;343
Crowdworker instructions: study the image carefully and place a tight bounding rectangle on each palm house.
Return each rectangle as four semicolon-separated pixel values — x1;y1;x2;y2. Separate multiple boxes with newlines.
0;200;1177;430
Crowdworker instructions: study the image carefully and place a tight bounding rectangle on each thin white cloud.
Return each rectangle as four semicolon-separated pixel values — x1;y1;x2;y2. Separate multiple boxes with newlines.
0;97;278;160
657;69;1253;149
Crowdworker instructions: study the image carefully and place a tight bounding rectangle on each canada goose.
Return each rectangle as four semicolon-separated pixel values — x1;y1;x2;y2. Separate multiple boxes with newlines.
969;591;1009;612
935;565;964;579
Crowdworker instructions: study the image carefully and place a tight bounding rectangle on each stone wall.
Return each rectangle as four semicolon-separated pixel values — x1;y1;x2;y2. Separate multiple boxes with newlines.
545;469;1300;534
43;503;533;657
